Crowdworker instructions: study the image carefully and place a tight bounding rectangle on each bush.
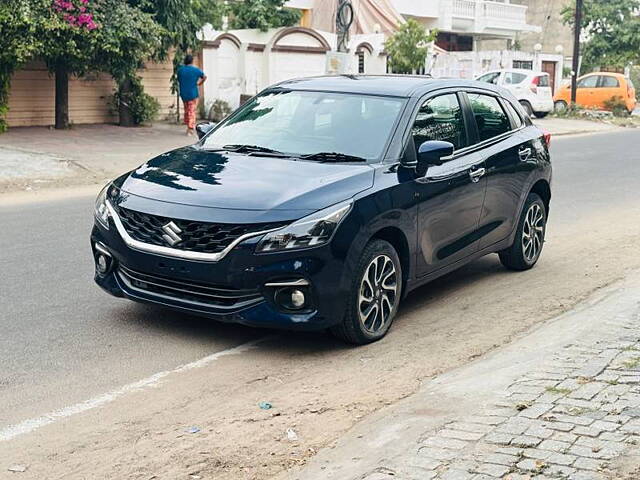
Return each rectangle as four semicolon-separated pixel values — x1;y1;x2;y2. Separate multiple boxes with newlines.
207;99;232;122
603;95;629;117
110;77;160;125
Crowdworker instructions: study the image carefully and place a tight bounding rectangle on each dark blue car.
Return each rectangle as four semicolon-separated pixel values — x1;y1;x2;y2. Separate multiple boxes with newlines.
92;75;551;344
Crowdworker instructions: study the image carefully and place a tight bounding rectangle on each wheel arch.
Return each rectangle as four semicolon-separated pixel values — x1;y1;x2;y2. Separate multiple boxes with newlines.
368;226;411;294
529;179;551;217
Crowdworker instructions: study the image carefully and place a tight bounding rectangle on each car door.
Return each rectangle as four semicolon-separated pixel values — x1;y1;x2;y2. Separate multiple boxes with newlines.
595;74;621;110
409;92;487;277
468;92;538;250
576;75;599;108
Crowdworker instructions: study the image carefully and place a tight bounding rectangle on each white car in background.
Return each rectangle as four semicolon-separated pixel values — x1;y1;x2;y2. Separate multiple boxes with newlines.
476;69;554;118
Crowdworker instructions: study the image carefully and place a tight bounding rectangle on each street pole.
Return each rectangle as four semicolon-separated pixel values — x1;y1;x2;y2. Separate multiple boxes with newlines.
571;0;583;106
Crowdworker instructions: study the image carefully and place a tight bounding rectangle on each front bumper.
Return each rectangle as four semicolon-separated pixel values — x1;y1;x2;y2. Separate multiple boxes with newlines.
91;222;351;331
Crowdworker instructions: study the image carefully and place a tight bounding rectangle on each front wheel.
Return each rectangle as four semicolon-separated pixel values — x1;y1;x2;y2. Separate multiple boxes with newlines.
499;193;547;271
331;239;402;345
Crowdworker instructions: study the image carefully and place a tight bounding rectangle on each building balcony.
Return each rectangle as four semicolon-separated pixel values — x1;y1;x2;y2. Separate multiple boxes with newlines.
391;0;539;38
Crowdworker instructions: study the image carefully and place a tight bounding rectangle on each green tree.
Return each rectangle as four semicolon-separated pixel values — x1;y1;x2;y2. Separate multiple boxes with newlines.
93;0;165;125
128;0;225;121
384;19;437;74
562;0;640;72
228;0;300;32
0;0;44;132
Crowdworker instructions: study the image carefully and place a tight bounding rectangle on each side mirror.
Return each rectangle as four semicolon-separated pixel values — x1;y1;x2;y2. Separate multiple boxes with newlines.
417;140;454;168
196;121;217;140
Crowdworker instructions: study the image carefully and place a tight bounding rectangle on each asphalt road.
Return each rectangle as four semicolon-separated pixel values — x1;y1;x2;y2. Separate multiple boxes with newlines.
2;129;640;431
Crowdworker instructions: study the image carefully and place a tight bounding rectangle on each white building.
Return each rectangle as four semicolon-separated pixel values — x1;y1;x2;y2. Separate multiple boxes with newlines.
286;0;540;50
200;25;387;110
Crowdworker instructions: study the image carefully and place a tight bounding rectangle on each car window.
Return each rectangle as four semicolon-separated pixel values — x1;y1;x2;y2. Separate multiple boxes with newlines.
537;75;550;87
411;94;467;152
577;76;598;88
599;75;620;88
477;72;500;85
467;93;512;142
504;72;527;85
202;90;405;160
503;100;523;129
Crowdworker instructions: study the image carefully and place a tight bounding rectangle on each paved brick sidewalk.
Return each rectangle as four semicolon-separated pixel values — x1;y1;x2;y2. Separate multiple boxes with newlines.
412;325;640;480
286;275;640;480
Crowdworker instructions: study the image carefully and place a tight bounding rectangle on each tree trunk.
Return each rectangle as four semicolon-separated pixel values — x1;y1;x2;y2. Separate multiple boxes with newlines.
118;78;135;127
55;65;69;130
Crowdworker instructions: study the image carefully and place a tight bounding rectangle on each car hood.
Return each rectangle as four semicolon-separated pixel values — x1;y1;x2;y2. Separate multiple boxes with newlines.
115;146;374;213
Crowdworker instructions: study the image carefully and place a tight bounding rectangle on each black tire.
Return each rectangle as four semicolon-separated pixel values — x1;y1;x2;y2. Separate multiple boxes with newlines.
520;100;534;117
533;111;549;119
554;100;568;113
331;239;402;345
499;193;547;271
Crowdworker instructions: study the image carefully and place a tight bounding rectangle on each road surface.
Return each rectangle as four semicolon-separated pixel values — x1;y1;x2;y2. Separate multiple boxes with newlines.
1;129;640;479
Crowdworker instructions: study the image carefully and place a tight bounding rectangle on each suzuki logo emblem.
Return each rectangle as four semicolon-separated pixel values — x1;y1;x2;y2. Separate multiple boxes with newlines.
161;221;183;246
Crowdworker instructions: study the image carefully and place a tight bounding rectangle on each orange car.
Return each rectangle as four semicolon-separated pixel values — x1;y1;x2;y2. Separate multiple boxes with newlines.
554;72;637;113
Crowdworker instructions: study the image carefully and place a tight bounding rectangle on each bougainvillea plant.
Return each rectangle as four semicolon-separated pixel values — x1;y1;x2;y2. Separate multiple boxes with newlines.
52;0;97;30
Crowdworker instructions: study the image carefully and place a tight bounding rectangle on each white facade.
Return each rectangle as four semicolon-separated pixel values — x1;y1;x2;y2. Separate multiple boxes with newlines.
286;0;540;40
200;26;387;110
392;0;538;38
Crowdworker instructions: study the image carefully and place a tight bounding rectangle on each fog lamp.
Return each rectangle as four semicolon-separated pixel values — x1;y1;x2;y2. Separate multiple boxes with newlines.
290;289;305;309
96;254;109;274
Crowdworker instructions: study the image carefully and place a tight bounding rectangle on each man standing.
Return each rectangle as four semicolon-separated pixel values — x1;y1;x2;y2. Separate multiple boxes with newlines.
177;54;207;136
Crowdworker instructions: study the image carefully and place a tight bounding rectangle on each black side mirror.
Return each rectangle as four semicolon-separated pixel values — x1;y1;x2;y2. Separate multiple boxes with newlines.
417;140;454;167
196;121;217;140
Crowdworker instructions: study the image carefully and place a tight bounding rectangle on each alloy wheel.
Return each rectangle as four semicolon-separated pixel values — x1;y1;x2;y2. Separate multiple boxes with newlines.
522;203;545;263
358;254;398;334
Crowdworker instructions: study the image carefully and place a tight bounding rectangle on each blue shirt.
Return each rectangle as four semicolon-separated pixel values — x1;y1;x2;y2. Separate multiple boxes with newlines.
177;65;205;102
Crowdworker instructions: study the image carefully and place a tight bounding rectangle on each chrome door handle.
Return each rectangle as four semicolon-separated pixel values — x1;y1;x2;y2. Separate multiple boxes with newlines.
469;168;486;183
519;147;532;161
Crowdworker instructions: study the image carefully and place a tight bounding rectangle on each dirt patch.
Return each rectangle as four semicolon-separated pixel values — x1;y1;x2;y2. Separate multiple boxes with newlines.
1;206;640;480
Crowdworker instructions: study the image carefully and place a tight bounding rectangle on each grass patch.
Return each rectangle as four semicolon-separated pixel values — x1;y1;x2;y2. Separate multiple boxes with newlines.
622;357;640;369
545;386;572;395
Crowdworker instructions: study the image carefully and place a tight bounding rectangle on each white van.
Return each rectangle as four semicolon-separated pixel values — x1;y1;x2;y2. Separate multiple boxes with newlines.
476;69;554;118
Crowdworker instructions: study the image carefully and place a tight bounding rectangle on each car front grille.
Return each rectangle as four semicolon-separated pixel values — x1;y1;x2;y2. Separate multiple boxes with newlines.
117;265;263;310
114;206;286;254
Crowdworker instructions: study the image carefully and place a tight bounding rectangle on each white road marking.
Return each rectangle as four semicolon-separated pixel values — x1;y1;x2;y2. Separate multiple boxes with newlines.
0;336;273;442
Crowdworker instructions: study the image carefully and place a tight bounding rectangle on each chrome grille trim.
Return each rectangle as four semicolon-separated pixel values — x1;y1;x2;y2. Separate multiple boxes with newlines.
106;200;281;262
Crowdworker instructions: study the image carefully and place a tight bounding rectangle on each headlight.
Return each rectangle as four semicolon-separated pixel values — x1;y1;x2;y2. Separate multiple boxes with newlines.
94;184;110;229
256;201;352;253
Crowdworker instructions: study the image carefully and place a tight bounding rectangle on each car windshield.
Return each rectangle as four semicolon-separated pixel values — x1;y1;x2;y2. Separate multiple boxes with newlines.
202;90;405;161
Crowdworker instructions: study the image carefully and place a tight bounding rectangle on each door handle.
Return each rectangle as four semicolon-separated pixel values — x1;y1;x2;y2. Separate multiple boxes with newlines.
518;147;532;161
469;167;486;183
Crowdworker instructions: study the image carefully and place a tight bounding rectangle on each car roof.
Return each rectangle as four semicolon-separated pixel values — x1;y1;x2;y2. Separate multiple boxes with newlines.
480;69;546;76
271;74;507;98
582;72;625;78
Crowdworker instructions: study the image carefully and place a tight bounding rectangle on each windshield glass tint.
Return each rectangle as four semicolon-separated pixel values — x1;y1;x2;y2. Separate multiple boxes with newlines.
202;90;404;160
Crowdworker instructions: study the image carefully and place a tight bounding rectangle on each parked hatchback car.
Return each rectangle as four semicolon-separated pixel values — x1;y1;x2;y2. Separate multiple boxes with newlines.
553;72;637;113
92;75;552;345
476;69;554;118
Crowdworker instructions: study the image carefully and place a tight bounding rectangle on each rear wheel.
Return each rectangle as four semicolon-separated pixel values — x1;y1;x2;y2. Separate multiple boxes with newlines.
533;111;549;119
331;239;402;345
554;100;568;113
499;193;547;271
520;100;534;117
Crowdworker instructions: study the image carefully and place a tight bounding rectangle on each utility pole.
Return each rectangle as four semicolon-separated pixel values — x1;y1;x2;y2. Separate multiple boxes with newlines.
571;0;583;106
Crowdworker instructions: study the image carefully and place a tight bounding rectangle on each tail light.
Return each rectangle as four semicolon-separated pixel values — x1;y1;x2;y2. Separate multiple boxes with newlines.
530;76;539;94
542;130;551;148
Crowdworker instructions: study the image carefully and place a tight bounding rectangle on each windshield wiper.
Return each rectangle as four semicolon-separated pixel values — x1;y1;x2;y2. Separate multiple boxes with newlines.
222;144;287;156
300;152;367;163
